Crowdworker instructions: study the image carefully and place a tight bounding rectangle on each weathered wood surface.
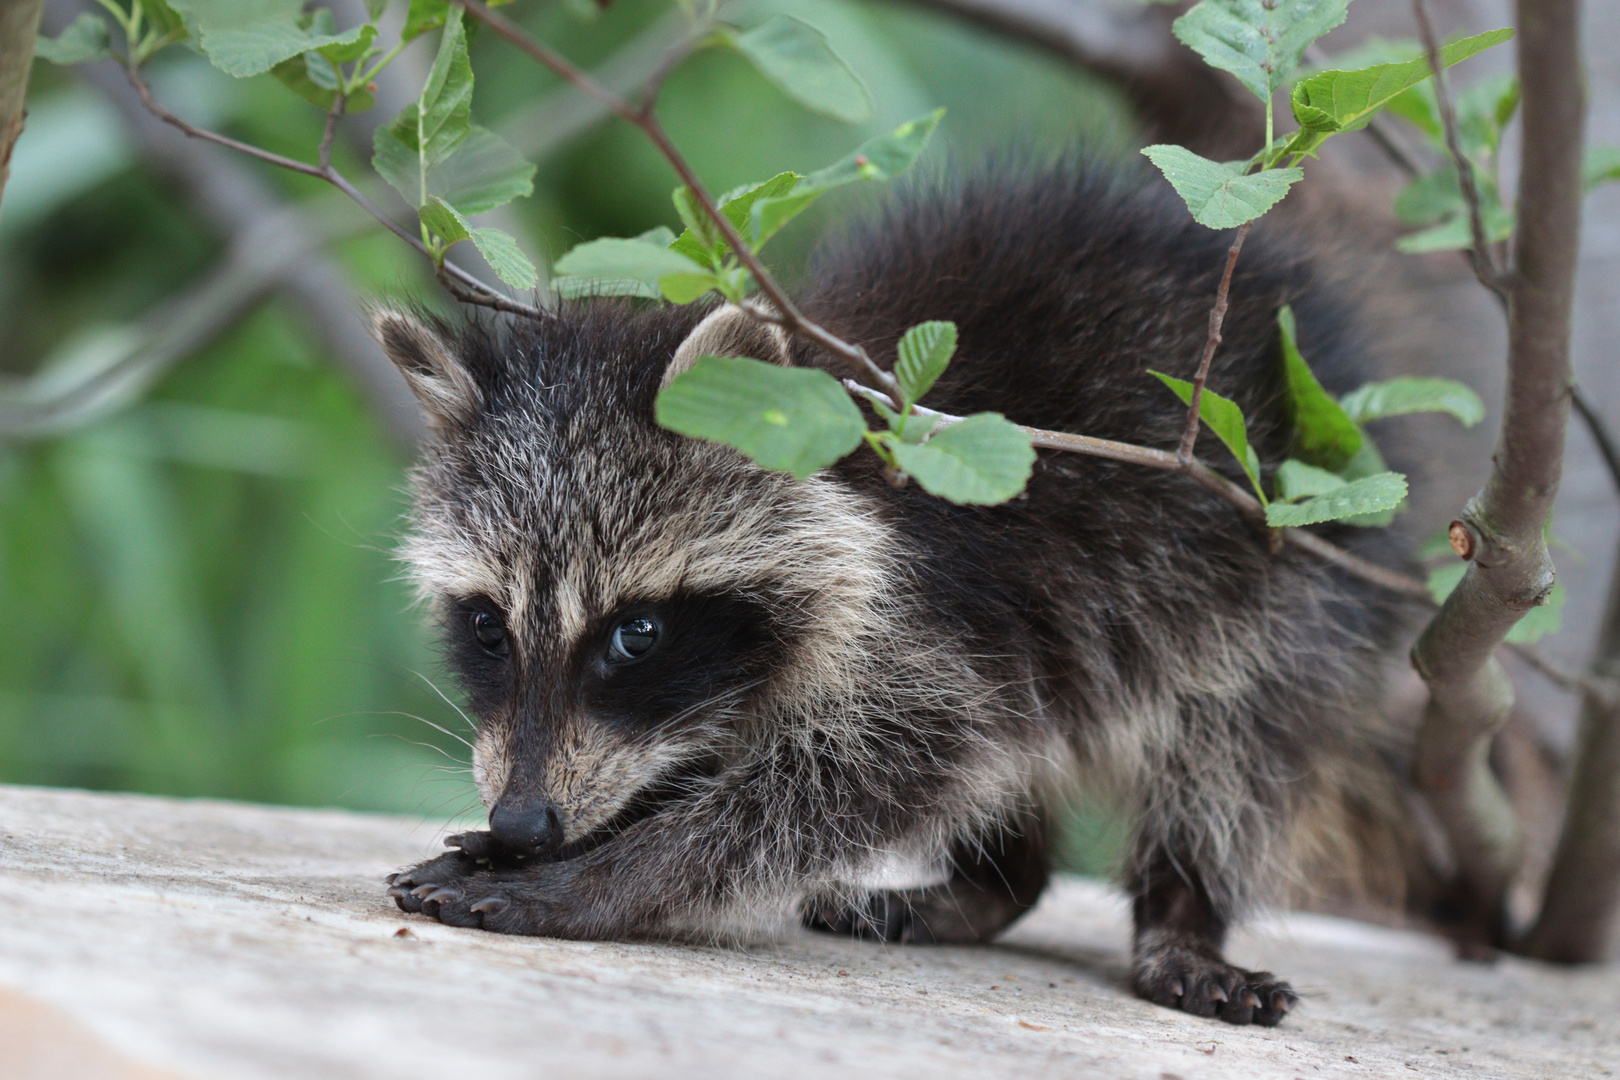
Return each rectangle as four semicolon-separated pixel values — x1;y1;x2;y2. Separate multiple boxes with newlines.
1;783;1615;1080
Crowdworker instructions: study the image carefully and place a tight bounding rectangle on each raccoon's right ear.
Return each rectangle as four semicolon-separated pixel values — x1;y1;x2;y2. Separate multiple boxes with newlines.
663;301;792;388
371;310;484;435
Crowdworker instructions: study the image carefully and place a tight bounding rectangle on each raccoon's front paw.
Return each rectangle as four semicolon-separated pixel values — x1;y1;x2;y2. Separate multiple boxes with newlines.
1132;940;1296;1026
385;848;580;936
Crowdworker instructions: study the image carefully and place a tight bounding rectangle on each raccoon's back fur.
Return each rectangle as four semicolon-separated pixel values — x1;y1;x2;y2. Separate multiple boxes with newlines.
382;161;1417;1027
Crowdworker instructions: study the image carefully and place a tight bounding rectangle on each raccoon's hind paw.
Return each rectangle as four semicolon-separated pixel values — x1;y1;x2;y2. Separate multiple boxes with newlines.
804;891;927;943
1132;941;1296;1026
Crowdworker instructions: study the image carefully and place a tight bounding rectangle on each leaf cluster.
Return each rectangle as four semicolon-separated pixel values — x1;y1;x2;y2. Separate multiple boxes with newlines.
1150;307;1481;529
1141;0;1512;234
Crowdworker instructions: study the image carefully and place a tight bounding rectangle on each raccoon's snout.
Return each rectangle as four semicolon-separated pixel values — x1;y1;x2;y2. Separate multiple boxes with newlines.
489;796;564;857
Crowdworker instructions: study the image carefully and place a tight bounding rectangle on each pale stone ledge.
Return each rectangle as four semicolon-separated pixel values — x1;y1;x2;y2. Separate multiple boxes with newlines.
1;783;1615;1080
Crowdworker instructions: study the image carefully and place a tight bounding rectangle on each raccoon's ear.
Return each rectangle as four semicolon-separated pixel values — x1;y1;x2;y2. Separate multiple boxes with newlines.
371;310;484;435
663;301;792;388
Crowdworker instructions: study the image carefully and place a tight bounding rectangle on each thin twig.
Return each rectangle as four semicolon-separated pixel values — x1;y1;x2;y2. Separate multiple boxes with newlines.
1507;641;1620;706
122;60;325;178
848;381;1435;601
1178;221;1252;465
318;93;347;172
1571;384;1620;499
122;61;543;321
1414;0;1507;301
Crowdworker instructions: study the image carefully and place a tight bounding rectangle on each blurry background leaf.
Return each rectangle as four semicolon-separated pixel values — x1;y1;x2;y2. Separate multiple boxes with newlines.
1279;305;1362;471
720;15;873;122
1426;565;1565;643
553;236;704;298
165;0;374;78
32;13;112;65
748;109;943;245
1340;377;1485;426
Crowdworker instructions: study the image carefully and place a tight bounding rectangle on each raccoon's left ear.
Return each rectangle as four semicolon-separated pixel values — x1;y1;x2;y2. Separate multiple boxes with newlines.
371;310;484;435
663;301;792;388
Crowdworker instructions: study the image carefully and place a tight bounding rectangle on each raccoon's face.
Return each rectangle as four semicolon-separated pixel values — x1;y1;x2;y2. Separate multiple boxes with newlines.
375;303;893;857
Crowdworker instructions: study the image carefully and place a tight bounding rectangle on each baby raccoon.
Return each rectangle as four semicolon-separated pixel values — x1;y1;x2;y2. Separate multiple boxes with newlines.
382;162;1416;1027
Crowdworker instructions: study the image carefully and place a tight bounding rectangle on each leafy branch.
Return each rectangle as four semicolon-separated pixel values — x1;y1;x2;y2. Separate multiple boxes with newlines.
37;0;543;320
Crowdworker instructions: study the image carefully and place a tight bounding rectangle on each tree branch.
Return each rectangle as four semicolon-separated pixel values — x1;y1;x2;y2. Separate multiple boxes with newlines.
1571;384;1620;499
0;0;45;218
1414;0;1508;302
119;59;542;322
1178;222;1251;465
1521;530;1620;961
1409;0;1585;953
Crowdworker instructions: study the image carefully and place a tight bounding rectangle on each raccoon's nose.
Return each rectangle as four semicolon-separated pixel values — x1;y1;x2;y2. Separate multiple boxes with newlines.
489;798;564;857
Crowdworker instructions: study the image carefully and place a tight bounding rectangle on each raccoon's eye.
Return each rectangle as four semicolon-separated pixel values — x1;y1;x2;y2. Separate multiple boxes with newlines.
608;616;660;662
471;611;509;657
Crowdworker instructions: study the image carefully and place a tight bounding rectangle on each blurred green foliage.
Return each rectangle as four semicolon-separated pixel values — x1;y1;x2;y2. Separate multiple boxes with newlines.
1;0;1132;870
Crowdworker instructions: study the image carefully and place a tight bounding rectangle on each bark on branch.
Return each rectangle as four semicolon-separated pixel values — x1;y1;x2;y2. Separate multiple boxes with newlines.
0;0;45;218
1409;0;1585;952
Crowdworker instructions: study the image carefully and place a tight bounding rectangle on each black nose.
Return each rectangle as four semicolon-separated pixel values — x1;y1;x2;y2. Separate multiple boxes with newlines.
489;798;564;857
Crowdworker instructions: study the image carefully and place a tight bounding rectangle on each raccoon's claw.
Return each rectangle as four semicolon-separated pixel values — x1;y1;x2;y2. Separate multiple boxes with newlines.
1133;943;1297;1026
385;850;584;934
444;830;499;860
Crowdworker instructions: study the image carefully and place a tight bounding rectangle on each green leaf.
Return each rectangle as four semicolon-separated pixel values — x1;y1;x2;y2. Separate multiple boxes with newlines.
403;0;515;42
553;238;706;300
658;272;721;304
1274;458;1346;502
1340;377;1485;426
464;228;538;292
166;0;373;77
420;126;534;215
1279;305;1362;471
720;16;872;123
33;13;112;64
894;321;958;406
1264;471;1407;526
418;195;470;245
1172;0;1350;102
1395;200;1513;253
316;22;376;64
373;13;533;215
419;197;538;291
1282;29;1514;158
1585;145;1620;192
890;414;1035;505
272;52;376;111
137;0;188;38
655;356;866;479
1150;371;1267;504
1393;166;1462;226
748;110;944;246
1140;146;1303;229
669;172;799;264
